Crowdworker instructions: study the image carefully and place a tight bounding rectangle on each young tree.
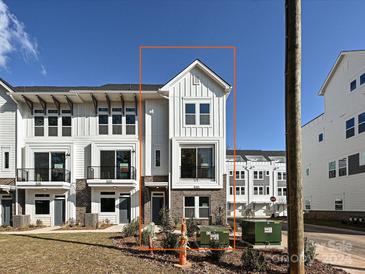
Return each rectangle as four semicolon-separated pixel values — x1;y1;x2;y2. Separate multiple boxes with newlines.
285;0;305;273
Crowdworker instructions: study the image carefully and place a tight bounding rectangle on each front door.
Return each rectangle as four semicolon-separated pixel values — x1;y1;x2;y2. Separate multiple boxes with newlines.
54;199;65;226
152;194;164;224
119;196;130;223
1;200;12;226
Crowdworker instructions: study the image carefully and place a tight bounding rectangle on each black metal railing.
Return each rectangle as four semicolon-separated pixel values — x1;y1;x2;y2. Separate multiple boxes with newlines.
180;165;215;179
87;166;136;180
17;168;71;183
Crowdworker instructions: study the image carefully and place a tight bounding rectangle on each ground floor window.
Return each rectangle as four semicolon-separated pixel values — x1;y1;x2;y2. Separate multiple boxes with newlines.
335;199;343;211
278;187;287;196
100;197;115;212
35;200;50;215
184;196;210;219
305;200;311;210
253;186;264;195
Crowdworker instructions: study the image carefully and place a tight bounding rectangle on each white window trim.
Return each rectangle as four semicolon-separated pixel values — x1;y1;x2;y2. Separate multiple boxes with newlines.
183;99;212;128
154;148;161;167
183;196;210;219
359;152;365;166
253;171;264;180
34;194;50;216
1;147;10;171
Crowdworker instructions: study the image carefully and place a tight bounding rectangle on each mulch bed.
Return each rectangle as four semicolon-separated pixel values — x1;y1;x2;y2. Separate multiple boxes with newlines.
0;225;45;232
113;234;348;274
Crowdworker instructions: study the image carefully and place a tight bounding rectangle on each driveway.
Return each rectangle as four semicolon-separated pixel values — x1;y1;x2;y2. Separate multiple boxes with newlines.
283;223;365;274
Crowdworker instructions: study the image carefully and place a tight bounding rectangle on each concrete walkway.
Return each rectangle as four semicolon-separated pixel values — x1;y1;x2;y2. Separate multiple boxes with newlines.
0;224;124;235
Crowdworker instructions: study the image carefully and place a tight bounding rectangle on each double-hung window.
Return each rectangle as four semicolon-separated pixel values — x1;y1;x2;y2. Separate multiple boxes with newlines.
98;108;109;135
184;196;210;219
48;115;58;136
126;108;136;135
346;118;355;138
34;116;44;136
329;161;336;178
240;171;245;179
278;187;287;196
338;158;347;176
254;186;264;195
253;171;263;180
185;103;196;125
62;116;72;136
358;112;365;134
112;108;123;135
100;192;115;213
235;171;240;179
199;103;210;125
180;147;214;179
35;194;50;215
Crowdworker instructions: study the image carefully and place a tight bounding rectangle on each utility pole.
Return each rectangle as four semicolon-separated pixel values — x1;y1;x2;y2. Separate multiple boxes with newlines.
285;0;305;273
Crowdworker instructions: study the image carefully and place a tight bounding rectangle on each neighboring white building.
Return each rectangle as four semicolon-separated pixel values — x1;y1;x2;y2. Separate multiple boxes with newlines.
0;59;231;226
226;150;287;218
302;50;365;219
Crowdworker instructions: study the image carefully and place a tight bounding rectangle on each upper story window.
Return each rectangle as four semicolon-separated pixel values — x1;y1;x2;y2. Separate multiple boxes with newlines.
360;73;365;86
277;172;286;181
306;168;310;176
62;117;71;136
253;171;264;180
112;108;122;135
358;112;365;134
3;151;9;169
235;171;240;179
318;133;324;142
48;116;58;136
98;108;108;135
34;116;44;136
350;79;357;92
229;170;233;176
338;158;347;177
328;160;336;178
278;187;287;196
180;146;214;179
346;118;355;139
155;149;161;167
185;103;196;125
126;108;136;135
199;103;210;125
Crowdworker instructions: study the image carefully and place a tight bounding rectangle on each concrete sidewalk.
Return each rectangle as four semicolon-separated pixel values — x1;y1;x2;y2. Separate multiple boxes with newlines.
0;224;124;235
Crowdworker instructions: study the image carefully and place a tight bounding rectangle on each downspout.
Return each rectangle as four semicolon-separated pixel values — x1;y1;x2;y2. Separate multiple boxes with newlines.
15;103;18;215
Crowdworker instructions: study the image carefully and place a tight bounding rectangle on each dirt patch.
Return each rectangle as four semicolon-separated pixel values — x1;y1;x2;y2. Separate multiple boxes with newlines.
56;224;114;231
0;225;45;232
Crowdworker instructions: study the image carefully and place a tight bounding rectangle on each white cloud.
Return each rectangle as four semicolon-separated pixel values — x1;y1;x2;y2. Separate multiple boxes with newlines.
0;0;41;70
41;64;46;76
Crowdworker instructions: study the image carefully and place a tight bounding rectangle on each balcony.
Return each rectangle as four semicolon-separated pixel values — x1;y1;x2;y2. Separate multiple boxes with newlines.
16;168;71;189
87;166;136;188
180;165;215;180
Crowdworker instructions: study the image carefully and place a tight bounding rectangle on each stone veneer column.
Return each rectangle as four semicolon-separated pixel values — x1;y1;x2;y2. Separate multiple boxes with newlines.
76;179;91;225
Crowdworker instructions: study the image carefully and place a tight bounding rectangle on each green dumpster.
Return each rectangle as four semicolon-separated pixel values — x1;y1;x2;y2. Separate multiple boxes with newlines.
241;219;282;245
197;225;230;247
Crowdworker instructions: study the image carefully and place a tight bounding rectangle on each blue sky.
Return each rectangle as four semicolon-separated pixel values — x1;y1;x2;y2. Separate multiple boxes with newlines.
1;0;365;150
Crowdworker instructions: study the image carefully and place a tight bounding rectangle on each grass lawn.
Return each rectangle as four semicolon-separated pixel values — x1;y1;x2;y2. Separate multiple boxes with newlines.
0;233;182;274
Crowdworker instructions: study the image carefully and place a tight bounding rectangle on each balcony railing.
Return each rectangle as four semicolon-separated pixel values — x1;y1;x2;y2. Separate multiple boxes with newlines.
87;166;136;180
180;165;215;180
17;168;71;183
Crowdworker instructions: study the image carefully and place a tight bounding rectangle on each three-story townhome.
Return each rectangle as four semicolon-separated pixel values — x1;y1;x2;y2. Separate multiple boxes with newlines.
0;59;231;227
226;150;287;219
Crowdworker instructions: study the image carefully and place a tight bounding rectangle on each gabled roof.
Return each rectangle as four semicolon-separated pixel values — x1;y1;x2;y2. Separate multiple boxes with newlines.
159;59;231;93
318;50;365;96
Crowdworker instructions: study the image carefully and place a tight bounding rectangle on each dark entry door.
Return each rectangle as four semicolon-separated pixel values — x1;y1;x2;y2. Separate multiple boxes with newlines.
152;195;164;224
54;199;65;226
119;196;130;223
1;200;12;226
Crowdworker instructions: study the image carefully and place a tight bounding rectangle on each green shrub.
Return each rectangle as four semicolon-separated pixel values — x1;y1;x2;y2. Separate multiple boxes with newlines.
159;207;174;233
209;241;225;262
162;232;179;249
186;218;198;237
141;229;151;246
121;218;139;237
241;247;267;272
304;237;317;266
36;219;43;227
